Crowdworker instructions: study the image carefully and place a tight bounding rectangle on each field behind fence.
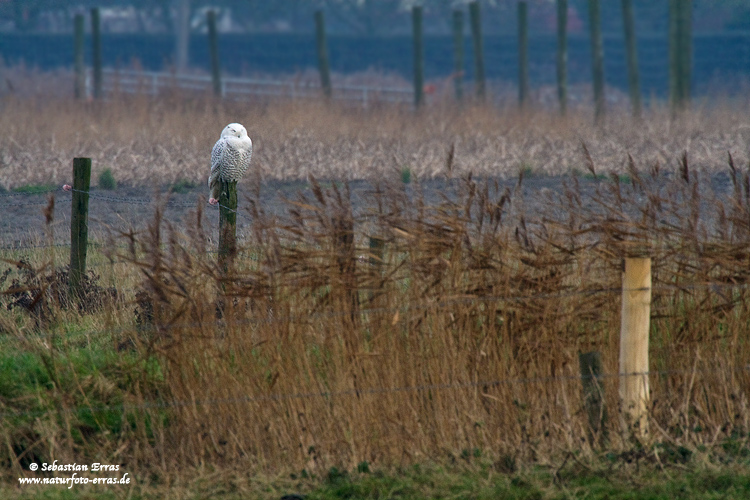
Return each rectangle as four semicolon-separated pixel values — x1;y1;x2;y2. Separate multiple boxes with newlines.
2;133;750;475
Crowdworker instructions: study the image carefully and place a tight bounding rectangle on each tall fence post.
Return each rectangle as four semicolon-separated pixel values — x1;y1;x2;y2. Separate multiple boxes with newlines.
469;1;485;101
74;13;85;100
588;0;605;123
218;180;238;272
70;158;91;297
579;351;607;447
621;0;641;118
91;7;102;100
314;10;332;99
679;0;693;110
207;10;222;98
556;0;568;115
518;1;529;108
452;10;464;102
412;6;424;109
619;257;651;439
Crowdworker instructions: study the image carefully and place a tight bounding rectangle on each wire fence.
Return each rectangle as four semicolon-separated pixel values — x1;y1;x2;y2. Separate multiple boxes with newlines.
2;363;748;421
3;4;750;103
1;185;750;426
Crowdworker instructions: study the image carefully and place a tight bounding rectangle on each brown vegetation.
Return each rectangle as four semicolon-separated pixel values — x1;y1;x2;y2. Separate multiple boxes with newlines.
1;96;750;485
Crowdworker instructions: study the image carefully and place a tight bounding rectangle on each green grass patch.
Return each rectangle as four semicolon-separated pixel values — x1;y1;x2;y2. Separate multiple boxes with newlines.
169;179;197;194
11;184;57;194
98;168;117;190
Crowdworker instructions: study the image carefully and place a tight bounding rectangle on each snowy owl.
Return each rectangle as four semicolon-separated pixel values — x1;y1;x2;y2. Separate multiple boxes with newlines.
208;123;253;205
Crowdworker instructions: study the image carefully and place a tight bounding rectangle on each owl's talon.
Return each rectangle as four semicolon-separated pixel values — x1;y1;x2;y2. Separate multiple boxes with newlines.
62;184;72;191
209;198;218;206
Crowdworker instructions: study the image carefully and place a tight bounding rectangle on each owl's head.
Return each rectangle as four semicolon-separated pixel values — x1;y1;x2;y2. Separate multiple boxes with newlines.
221;123;248;139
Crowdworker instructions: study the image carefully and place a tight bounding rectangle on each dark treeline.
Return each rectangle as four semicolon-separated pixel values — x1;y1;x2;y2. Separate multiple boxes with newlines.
1;0;749;36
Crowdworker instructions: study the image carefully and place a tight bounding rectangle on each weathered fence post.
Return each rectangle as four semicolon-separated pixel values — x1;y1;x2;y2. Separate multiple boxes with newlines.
74;13;85;100
619;257;651;439
70;158;91;297
469;1;485;101
91;7;102;100
207;10;222;98
556;0;568;115
452;10;464;102
412;5;424;109
314;10;332;99
621;0;641;119
518;1;529;108
669;0;692;114
218;180;238;272
368;236;385;302
579;351;607;446
588;0;605;123
680;0;693;110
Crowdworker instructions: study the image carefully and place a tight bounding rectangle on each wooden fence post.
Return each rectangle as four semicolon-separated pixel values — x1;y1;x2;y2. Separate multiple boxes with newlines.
556;0;568;115
70;158;91;297
314;10;332;99
412;5;424;109
218;180;238;272
207;10;222;97
452;10;464;102
91;7;102;100
679;0;693;110
518;1;529;108
74;13;85;100
621;0;641;118
469;1;485;101
579;351;607;446
619;257;651;439
588;0;605;123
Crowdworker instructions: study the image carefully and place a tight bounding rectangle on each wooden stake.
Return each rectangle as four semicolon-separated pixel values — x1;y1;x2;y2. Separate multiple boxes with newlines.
679;0;693;109
70;158;91;297
91;7;102;100
74;14;85;99
518;1;529;108
314;10;332;99
452;10;464;102
619;257;651;438
207;10;222;97
579;351;607;447
556;0;568;115
218;180;237;272
588;0;605;123
469;1;485;101
621;0;641;118
412;6;424;109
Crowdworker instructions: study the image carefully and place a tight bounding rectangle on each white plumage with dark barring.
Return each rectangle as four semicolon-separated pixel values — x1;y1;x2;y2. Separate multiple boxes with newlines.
208;123;253;205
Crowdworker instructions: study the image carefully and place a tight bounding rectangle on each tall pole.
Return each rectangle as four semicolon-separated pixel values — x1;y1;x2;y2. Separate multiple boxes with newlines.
621;0;641;118
469;1;485;101
176;0;190;72
207;10;222;97
91;7;102;100
452;10;464;102
619;257;651;439
680;0;693;110
412;6;424;109
668;0;680;114
556;0;568;115
70;158;91;298
588;0;605;123
218;180;238;273
315;10;332;99
73;14;85;100
518;1;529;108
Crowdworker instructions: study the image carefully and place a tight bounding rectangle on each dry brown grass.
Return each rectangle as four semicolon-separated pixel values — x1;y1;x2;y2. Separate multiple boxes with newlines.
1;93;750;190
1;94;750;484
